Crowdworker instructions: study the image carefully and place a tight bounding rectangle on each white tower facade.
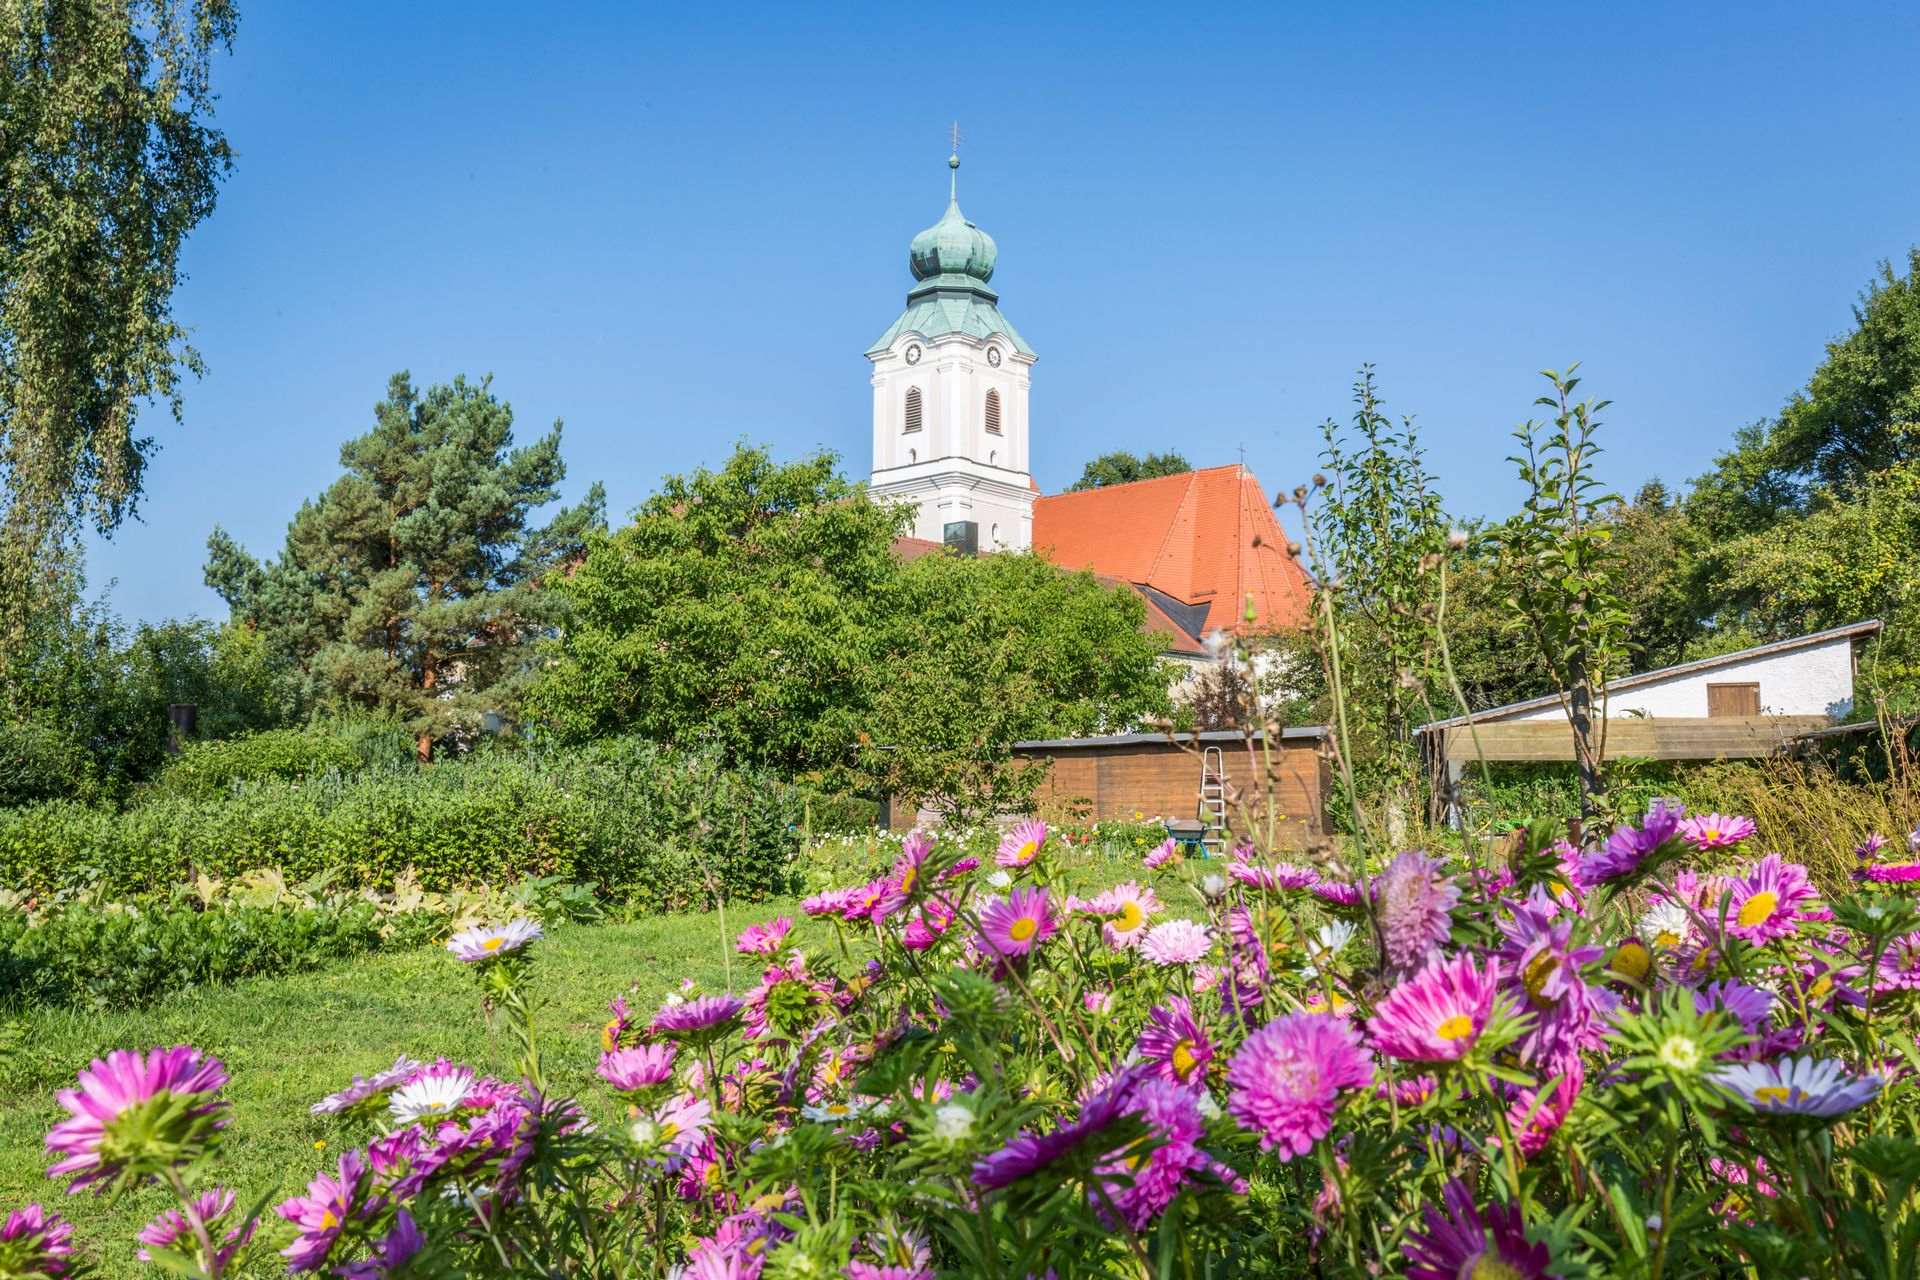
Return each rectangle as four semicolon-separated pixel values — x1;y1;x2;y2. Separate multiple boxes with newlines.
867;155;1035;552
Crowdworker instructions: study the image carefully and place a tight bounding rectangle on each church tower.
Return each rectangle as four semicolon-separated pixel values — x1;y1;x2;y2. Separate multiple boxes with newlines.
867;151;1035;552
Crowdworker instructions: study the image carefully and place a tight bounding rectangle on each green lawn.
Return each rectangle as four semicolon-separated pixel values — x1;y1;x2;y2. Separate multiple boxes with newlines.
0;900;815;1276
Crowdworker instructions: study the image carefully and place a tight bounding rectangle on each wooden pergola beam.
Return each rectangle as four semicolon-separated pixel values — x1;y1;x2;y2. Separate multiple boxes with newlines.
1435;716;1831;764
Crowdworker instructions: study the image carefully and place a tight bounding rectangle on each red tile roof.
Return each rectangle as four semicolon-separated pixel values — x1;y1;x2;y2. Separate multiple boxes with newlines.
1031;465;1313;636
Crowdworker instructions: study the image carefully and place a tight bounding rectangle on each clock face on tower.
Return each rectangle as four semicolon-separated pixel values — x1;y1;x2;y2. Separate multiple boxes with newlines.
904;343;922;365
987;347;1001;367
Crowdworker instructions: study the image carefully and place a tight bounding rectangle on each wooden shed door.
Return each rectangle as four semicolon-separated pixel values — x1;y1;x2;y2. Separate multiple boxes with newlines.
1706;682;1761;717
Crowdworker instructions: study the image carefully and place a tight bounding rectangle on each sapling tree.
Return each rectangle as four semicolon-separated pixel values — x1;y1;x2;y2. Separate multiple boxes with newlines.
1493;366;1630;836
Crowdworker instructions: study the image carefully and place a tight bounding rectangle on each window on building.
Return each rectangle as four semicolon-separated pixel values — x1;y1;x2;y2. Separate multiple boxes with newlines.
984;388;1002;435
1706;682;1761;717
903;386;923;433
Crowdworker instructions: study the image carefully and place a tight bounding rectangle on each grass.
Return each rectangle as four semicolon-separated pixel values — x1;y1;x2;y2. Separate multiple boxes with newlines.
0;901;808;1277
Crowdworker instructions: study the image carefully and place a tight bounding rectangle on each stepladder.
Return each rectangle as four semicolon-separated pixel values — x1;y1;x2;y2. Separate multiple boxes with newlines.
1198;746;1228;855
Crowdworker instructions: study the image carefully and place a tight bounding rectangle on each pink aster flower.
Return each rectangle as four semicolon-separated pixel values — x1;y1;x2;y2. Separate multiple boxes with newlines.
276;1152;369;1272
1403;1179;1555;1280
1138;997;1214;1086
996;818;1048;869
1680;812;1757;851
137;1187;256;1268
734;916;793;955
599;1043;677;1093
800;885;858;917
978;886;1059;958
1096;1076;1239;1229
446;917;542;963
1143;837;1179;868
1504;1058;1582;1157
46;1046;230;1192
1229;858;1320;891
1310;879;1362;908
1723;854;1817;943
1372;851;1461;974
0;1205;75;1277
741;954;829;1041
900;898;954;950
1225;1011;1373;1160
653;995;746;1037
1141;919;1214;966
311;1055;422;1115
1367;953;1500;1063
1095;881;1160;949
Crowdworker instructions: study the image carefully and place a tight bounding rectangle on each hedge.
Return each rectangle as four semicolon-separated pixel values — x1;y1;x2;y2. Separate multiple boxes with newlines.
0;739;805;907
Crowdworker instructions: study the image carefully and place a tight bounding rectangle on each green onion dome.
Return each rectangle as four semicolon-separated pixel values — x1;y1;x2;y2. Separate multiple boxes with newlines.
908;154;997;284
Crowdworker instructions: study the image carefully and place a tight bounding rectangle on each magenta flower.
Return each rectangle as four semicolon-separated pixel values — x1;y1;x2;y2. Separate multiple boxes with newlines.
901;898;954;950
1143;837;1179;868
310;1055;422;1115
599;1043;677;1092
137;1187;256;1267
972;1068;1142;1189
1228;858;1320;891
653;994;747;1037
734;916;793;955
1373;851;1461;973
1579;801;1685;884
1310;879;1362;908
1096;1076;1239;1229
1505;1058;1582;1157
1138;998;1215;1086
446;917;542;963
276;1152;369;1273
335;1211;424;1280
45;1046;230;1192
1498;888;1605;1063
1695;979;1774;1034
995;818;1048;869
978;886;1059;958
0;1205;75;1277
1226;1011;1374;1160
1403;1179;1556;1280
1141;919;1215;966
1856;860;1920;884
1367;953;1501;1062
1724;854;1817;943
801;885;859;917
1092;880;1160;949
1680;812;1757;850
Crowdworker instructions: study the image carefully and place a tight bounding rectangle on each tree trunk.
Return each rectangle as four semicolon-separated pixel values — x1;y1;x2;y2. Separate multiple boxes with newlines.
1566;658;1606;846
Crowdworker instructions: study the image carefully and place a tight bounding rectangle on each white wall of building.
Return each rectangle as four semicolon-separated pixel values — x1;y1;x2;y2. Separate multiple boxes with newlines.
1503;634;1859;722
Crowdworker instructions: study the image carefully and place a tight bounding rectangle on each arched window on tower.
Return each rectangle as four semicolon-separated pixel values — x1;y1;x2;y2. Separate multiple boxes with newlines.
984;388;1002;435
903;386;923;434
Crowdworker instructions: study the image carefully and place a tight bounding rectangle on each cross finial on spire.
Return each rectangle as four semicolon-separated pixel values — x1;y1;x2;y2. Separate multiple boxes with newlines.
947;120;961;201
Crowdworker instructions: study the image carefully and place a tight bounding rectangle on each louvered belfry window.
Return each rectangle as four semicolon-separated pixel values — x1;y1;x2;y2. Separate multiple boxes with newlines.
984;388;1002;435
903;386;923;433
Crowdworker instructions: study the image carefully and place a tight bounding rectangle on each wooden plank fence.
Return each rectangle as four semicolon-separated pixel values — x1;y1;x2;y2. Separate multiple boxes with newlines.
1436;716;1831;764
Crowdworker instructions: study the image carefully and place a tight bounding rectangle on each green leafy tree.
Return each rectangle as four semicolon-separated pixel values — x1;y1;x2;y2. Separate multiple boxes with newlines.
206;372;603;758
1599;480;1715;672
1064;450;1191;491
1493;367;1631;833
0;0;236;641
858;551;1172;820
526;445;907;783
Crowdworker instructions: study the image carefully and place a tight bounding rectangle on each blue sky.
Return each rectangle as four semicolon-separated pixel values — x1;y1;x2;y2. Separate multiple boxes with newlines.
83;1;1920;623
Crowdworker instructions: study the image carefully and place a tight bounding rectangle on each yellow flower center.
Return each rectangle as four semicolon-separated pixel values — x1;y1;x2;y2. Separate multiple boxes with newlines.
826;1103;850;1115
1523;951;1560;1004
659;1122;680;1142
1702;828;1722;843
1811;974;1833;999
1737;891;1779;928
1009;917;1038;943
1654;929;1682;949
321;1211;339;1230
1753;1085;1790;1105
1435;1014;1475;1041
1115;901;1145;932
601;1019;621;1052
482;937;505;952
899;866;918;892
1469;1255;1528;1280
427;1100;448;1111
1171;1039;1200;1080
1610;940;1650;982
1017;840;1039;863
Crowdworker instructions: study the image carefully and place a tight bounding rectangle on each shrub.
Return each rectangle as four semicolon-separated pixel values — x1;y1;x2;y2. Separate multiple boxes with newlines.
153;727;365;796
0;739;804;907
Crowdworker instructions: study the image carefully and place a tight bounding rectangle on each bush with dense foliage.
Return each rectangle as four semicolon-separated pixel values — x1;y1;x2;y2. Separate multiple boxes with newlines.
153;727;366;796
6;806;1917;1278
0;739;804;908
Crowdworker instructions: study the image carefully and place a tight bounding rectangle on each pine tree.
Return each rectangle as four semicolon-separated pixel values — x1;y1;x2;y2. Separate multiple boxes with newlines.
206;371;604;757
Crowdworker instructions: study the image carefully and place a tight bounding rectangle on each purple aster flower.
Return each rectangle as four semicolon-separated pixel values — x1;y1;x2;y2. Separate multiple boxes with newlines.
1714;1056;1882;1118
311;1055;422;1115
972;1067;1143;1190
1694;979;1774;1034
446;918;542;963
1579;801;1685;884
1723;854;1818;943
137;1187;256;1268
653;995;746;1037
1311;879;1362;908
1679;812;1757;851
1403;1179;1557;1279
599;1043;677;1093
978;886;1059;958
1137;997;1214;1086
1225;1011;1373;1160
1228;857;1320;891
1144;837;1179;868
1367;953;1501;1063
741;954;830;1041
45;1046;230;1192
334;1210;424;1280
0;1205;75;1277
1498;887;1604;1063
1372;851;1460;974
1095;1076;1238;1229
276;1152;370;1273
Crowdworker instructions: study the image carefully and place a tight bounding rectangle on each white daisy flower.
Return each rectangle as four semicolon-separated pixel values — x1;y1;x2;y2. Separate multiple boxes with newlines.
930;1102;974;1142
1713;1056;1883;1117
1638;900;1692;950
801;1099;869;1124
390;1071;472;1122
